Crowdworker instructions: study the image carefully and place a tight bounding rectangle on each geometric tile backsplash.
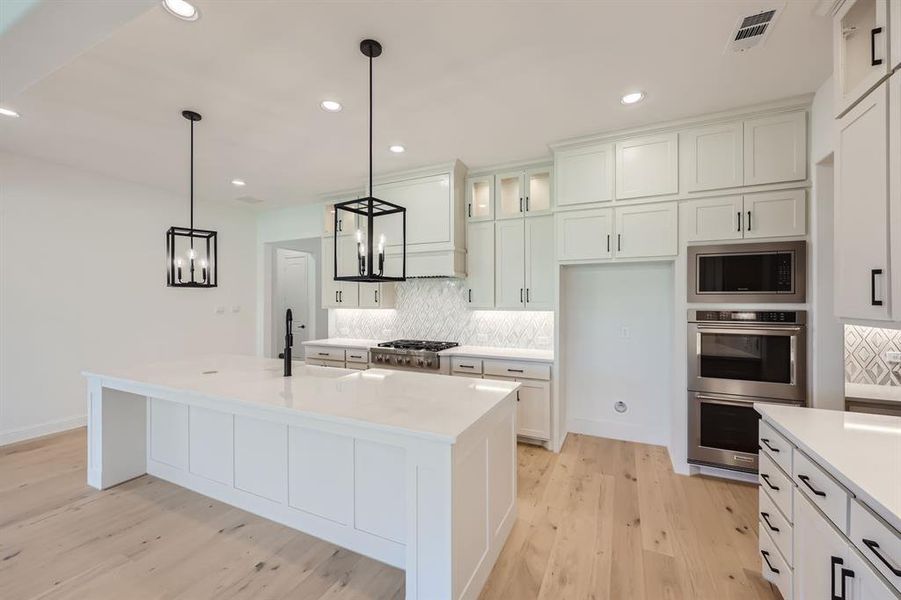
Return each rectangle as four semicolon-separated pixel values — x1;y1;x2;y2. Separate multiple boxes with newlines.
331;278;554;350
844;325;901;386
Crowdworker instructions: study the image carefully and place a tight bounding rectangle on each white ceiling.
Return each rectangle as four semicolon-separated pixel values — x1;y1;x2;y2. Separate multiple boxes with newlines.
0;0;832;209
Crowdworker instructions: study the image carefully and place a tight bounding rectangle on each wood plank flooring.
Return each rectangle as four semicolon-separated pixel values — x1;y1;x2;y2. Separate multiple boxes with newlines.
0;429;780;600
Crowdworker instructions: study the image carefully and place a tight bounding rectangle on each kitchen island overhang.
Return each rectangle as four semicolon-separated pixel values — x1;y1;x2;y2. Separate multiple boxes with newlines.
83;355;519;600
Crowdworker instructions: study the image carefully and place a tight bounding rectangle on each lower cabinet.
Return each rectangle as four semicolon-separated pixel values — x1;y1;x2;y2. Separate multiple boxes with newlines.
556;201;677;262
794;489;897;600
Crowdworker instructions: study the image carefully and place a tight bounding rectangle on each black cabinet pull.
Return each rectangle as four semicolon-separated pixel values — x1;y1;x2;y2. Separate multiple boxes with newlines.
617;234;622;252
606;234;610;252
737;211;741;232
519;197;523;212
526;288;530;303
317;352;329;356
339;290;343;302
468;288;472;303
831;556;854;600
516;391;520;402
871;27;884;66
862;539;901;576
760;550;780;575
520;288;523;302
507;368;524;373
375;289;379;303
872;269;884;306
760;438;780;453
468;203;472;218
747;210;752;231
760;512;780;533
335;290;339;303
760;473;780;491
526;196;530;211
798;474;826;497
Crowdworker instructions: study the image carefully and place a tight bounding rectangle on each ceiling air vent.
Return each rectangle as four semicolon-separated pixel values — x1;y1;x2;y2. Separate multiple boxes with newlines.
726;7;780;52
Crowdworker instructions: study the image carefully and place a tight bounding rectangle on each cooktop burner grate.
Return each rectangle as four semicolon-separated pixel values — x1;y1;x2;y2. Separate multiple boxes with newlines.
377;340;459;352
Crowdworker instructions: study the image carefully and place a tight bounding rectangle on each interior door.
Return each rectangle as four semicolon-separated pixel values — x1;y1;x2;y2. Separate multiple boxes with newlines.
835;79;890;320
525;215;555;309
495;219;525;308
279;252;309;352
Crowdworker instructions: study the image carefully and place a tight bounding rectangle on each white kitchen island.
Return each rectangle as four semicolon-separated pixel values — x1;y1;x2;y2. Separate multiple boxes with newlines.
83;355;519;600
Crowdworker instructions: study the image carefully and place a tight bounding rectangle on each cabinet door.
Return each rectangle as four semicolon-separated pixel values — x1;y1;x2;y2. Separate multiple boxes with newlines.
892;0;901;71
744;190;807;239
516;379;550;440
744;111;807;185
466;176;494;221
524;215;555;309
555;144;614;207
794;489;897;600
556;208;613;260
323;201;357;236
834;0;891;117
321;237;340;308
681;122;744;192
495;220;525;308
615;133;678;199
358;283;380;308
496;171;524;219
524;167;553;215
681;196;744;242
835;80;890;320
466;221;495;309
338;282;359;308
614;203;678;259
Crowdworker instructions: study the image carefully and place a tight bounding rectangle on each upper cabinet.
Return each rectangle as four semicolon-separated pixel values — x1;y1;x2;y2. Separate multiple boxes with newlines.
322;198;358;236
681;196;744;242
496;165;554;219
833;0;892;117
681;122;744;192
682;192;806;243
614;203;678;259
555;144;614;208
743;111;807;185
615;133;678;199
556;208;613;261
465;175;494;222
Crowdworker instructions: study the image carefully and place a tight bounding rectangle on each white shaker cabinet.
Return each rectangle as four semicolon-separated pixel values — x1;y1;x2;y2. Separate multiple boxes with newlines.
494;216;554;309
495;166;554;219
465;175;494;222
744;190;807;239
358;283;396;309
515;379;551;441
833;0;892;117
893;0;901;71
554;144;614;207
794;489;897;600
615;133;679;199
372;173;453;253
681;196;744;242
466;221;495;309
320;237;359;308
681;121;744;192
556;208;613;261
744;111;807;185
614;203;678;259
835;79;890;320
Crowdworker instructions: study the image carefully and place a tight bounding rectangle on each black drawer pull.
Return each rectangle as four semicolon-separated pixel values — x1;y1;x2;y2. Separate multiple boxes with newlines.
317;352;330;357
459;364;475;369
507;368;524;373
760;550;780;574
798;474;826;497
760;473;780;491
862;539;901;576
760;512;780;533
760;438;780;453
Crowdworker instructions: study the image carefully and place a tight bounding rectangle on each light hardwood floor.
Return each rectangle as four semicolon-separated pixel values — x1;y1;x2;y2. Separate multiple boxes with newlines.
0;429;780;600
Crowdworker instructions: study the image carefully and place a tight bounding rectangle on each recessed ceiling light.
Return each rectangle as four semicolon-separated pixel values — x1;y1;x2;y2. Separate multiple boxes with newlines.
389;145;405;153
320;100;342;112
231;179;246;187
0;107;20;118
621;91;646;105
162;0;199;21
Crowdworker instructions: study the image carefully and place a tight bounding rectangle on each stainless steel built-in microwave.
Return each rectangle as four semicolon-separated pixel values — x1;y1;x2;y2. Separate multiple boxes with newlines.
687;241;806;303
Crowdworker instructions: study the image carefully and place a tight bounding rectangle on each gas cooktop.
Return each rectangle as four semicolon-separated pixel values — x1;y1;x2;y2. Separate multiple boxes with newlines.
377;340;459;352
371;340;459;370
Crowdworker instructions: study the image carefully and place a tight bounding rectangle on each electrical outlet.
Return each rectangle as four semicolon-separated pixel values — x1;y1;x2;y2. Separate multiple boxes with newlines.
885;351;901;364
620;327;631;339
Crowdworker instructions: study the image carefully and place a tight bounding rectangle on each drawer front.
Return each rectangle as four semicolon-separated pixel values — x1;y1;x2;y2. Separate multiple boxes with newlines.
759;419;793;477
759;486;793;566
306;347;346;361
344;362;367;371
345;350;369;364
306;358;346;369
850;498;901;591
793;450;849;534
453;373;483;379
759;522;793;600
484;359;550;380
452;357;484;374
759;450;793;523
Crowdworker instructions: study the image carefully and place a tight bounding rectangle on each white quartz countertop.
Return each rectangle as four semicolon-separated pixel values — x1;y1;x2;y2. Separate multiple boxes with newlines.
845;382;901;404
755;404;901;531
301;338;554;363
83;355;518;443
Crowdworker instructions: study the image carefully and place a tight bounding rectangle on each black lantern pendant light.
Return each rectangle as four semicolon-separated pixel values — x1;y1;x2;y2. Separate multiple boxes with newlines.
167;110;218;288
333;39;406;282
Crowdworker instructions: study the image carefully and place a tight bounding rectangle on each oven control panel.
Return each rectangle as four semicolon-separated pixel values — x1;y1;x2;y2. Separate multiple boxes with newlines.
692;310;804;324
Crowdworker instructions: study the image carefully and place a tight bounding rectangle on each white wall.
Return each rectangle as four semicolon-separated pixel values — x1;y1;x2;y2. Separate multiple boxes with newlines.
562;262;674;447
0;153;257;444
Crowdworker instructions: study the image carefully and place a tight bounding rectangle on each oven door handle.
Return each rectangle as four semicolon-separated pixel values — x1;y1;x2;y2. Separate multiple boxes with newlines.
693;325;802;335
693;393;758;407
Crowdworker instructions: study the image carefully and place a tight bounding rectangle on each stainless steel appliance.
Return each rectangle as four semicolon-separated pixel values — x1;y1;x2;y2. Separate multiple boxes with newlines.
370;340;458;372
688;310;807;472
687;241;806;303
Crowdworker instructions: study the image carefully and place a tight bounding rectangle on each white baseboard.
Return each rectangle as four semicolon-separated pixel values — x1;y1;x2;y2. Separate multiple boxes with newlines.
0;415;86;447
567;417;667;447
